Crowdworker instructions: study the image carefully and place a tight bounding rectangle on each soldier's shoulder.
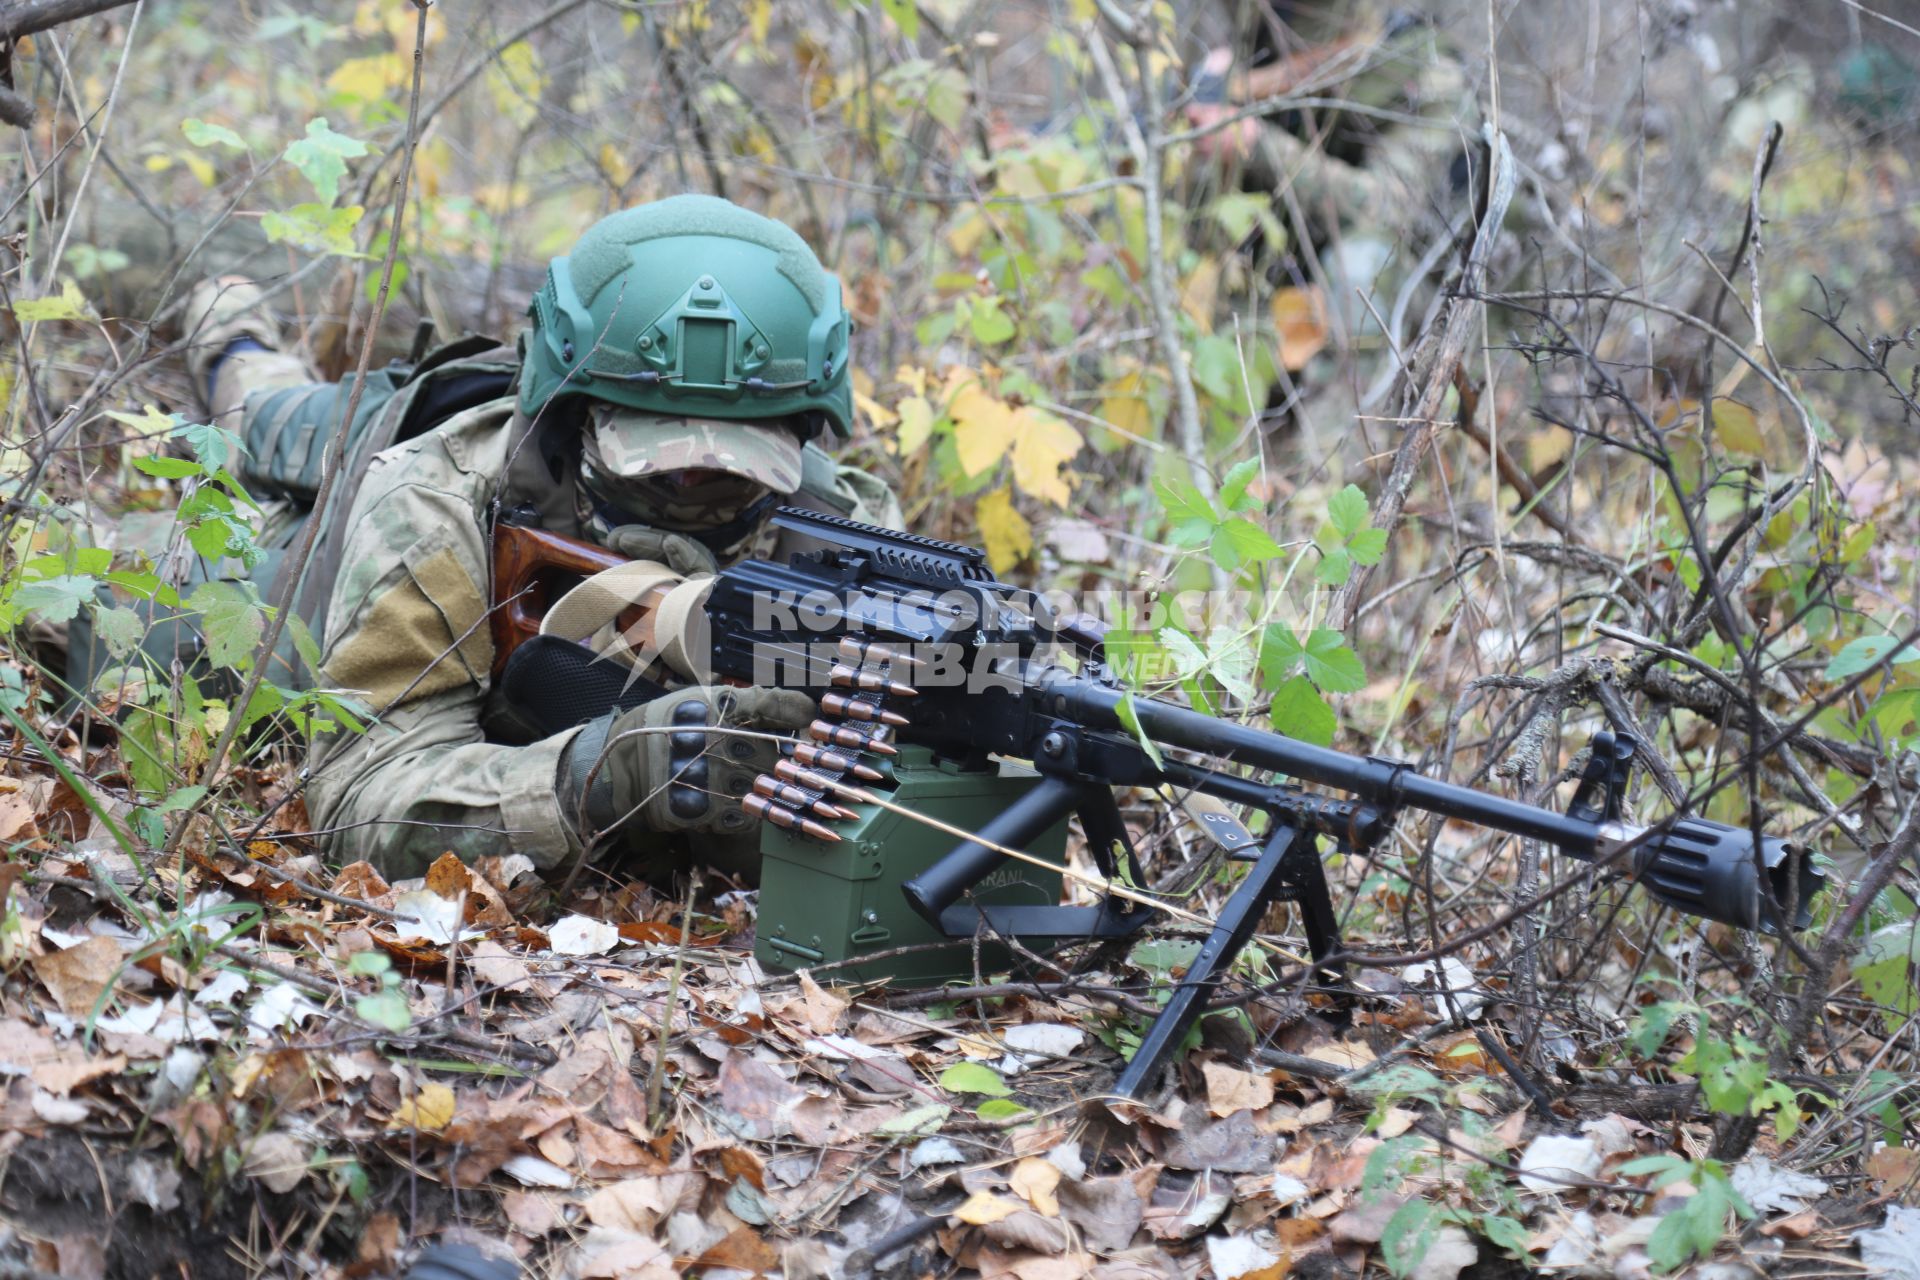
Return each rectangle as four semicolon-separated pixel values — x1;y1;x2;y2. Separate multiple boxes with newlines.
365;395;520;493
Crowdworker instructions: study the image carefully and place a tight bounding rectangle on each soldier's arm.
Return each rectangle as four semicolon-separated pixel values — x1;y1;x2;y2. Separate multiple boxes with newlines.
304;459;588;879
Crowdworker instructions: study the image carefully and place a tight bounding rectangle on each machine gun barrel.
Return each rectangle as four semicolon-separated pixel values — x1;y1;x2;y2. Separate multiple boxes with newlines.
1053;674;1820;933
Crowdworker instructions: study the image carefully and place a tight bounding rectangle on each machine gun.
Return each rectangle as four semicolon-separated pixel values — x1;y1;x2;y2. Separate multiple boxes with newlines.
495;507;1826;1099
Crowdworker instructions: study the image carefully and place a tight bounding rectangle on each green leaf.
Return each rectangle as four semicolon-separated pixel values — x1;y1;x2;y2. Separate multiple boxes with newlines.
283;117;368;204
1259;625;1306;686
1210;518;1282;570
153;785;209;815
1217;458;1263;514
1128;937;1201;975
1159;627;1207;680
1379;1198;1440;1279
968;298;1016;345
237;681;286;733
355;990;412;1032
347;950;392;976
13;575;101;624
975;1098;1030;1121
190;581;263;670
1270;675;1336;746
880;0;920;41
1302;628;1366;693
1315;544;1352;586
1826;634;1920;680
131;454;207;480
10;280;93;323
92;605;146;659
1155;477;1217;548
183;118;246;149
1347;526;1389;566
26;547;111;578
287;613;324;676
923;66;969;130
261;203;366;256
1327;484;1370;538
938;1061;1010;1096
173;420;246;469
1626;1002;1691;1058
1479;1213;1531;1259
1113;693;1165;769
1646;1205;1695;1273
876;1102;950;1138
1206;627;1258;702
1854;922;1918;1031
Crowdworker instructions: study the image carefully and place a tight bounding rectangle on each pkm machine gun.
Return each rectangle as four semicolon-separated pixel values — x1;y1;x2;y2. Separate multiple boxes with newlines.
496;508;1827;1099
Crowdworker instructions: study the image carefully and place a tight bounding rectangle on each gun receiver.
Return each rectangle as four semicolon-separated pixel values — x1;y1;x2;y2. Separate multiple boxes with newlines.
494;507;1827;1099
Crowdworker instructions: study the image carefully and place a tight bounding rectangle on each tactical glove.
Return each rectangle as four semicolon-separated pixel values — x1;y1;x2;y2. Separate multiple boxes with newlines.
603;524;720;578
564;685;814;841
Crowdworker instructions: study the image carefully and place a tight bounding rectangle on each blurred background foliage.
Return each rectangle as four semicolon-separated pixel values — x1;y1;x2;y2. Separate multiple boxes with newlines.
5;0;1920;1167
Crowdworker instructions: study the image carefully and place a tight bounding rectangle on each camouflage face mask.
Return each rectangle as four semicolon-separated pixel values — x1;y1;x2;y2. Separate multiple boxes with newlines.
575;403;805;543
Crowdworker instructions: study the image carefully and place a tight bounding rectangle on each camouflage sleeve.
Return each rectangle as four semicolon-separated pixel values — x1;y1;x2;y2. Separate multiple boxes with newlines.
304;444;585;879
832;461;904;530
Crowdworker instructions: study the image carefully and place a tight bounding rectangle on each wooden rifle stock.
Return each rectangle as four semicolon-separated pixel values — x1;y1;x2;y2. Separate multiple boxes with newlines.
489;521;667;677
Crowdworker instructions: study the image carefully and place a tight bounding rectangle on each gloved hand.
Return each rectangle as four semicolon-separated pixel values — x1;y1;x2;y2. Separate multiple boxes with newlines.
603;524;720;578
563;685;815;840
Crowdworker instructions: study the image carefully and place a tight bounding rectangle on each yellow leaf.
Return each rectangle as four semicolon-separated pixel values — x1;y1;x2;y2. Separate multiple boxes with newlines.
354;0;443;52
1527;424;1573;471
946;210;988;259
853;368;897;431
1710;398;1765;457
1097;368;1157;445
487;42;545;129
388;1082;455;1132
950;378;1018;477
953;1190;1023;1226
414;137;451;199
1271;286;1329;371
748;0;772;44
1009;1157;1062;1217
976;489;1032;574
1180;258;1220;333
327;53;404;103
895;396;934;454
895;363;929;397
181;152;215;188
1009;407;1082;507
144;154;174;173
105;404;176;435
11;280;93;324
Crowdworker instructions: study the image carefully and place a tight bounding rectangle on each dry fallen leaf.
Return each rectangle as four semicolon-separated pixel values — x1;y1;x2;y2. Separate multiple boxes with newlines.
31;935;124;1016
1202;1061;1276;1117
1304;1040;1376;1070
1010;1156;1064;1217
243;1131;308;1193
584;1174;689;1234
549;914;621;956
388;1082;456;1132
956;1190;1026;1226
1272;285;1330;371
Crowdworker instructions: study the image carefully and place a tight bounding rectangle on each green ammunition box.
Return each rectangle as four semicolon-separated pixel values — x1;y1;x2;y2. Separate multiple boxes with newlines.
754;747;1067;986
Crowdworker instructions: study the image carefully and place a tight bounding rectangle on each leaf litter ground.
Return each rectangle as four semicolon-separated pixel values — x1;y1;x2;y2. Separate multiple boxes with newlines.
0;782;1902;1280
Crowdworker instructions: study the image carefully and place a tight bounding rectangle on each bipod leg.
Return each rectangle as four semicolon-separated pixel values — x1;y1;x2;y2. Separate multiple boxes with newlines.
1292;844;1346;999
1112;822;1305;1100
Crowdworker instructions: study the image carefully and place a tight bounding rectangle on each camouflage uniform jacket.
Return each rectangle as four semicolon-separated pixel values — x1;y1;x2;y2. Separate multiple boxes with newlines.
306;397;899;879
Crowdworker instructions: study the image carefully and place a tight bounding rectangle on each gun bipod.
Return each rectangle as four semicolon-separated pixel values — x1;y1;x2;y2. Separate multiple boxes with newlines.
1111;816;1350;1101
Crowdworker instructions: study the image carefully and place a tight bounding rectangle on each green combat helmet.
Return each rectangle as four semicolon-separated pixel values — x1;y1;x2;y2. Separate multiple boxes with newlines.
519;194;853;438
